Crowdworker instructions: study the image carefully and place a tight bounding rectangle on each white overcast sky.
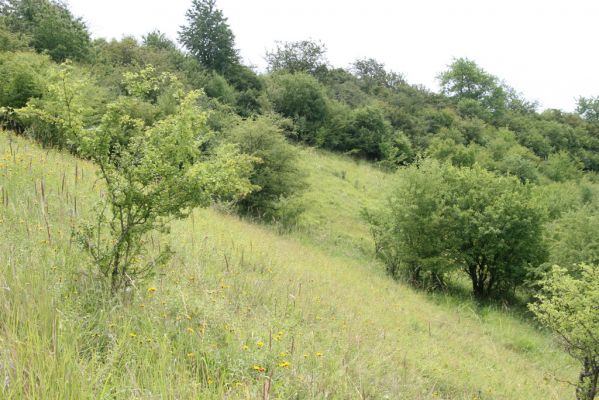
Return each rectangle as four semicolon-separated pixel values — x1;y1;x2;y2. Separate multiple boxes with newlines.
67;0;599;112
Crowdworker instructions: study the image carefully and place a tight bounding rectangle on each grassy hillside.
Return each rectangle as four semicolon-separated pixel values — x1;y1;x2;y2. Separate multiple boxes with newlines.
295;147;394;260
0;131;576;399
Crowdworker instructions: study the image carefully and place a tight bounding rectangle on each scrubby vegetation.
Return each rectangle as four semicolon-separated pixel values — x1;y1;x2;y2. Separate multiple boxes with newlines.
0;0;598;398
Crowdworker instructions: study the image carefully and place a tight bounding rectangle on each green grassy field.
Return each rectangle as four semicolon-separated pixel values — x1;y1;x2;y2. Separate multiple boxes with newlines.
0;131;576;399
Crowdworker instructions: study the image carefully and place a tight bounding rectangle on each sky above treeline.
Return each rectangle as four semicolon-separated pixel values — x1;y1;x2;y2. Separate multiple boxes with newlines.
68;0;599;112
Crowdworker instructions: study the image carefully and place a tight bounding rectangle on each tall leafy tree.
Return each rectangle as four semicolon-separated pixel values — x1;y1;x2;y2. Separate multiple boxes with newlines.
438;58;508;121
1;0;91;62
351;58;405;93
178;0;239;74
265;40;328;75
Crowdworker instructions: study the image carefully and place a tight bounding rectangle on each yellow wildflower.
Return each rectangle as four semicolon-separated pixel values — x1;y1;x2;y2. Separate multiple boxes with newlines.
278;361;290;368
256;340;264;348
252;365;266;372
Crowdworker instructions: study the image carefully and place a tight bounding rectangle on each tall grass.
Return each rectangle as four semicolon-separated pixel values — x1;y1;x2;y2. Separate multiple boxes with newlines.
0;131;575;399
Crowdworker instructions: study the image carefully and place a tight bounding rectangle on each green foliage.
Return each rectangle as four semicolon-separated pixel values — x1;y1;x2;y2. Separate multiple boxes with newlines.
532;180;597;220
426;137;477;167
577;96;599;122
17;61;102;149
265;40;328;75
2;0;91;62
366;159;451;287
545;207;599;273
379;130;415;168
92;36;142;67
339;104;392;159
477;128;541;183
439;58;508;122
351;58;404;94
0;50;49;108
122;65;182;107
77;90;256;291
142;30;177;52
0;15;29;51
178;0;239;74
446;166;546;298
542;151;584;182
267;72;329;144
225;114;306;223
223;64;265;116
530;264;599;400
202;71;237;105
369;159;547;298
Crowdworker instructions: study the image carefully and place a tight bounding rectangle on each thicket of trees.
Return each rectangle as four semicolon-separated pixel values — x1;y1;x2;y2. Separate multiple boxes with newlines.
367;160;547;298
1;1;598;397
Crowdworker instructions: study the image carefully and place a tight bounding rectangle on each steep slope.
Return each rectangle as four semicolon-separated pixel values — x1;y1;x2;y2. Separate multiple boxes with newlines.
0;131;575;399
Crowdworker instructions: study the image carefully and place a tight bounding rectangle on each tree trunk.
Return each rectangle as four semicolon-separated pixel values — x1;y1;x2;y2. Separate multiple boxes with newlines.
468;264;486;299
576;357;598;400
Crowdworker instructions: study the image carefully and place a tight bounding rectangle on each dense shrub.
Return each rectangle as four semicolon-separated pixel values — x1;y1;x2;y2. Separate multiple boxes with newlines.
0;51;49;108
368;159;547;298
545;207;599;273
267;72;329;144
476;128;541;182
426;137;477;167
365;159;451;287
542;151;584;182
338;105;392;159
532;180;597;220
225;115;306;224
202;71;237;105
379;130;415;168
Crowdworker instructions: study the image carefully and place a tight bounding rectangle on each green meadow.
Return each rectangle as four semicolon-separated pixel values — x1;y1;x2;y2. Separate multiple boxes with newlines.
0;131;575;399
